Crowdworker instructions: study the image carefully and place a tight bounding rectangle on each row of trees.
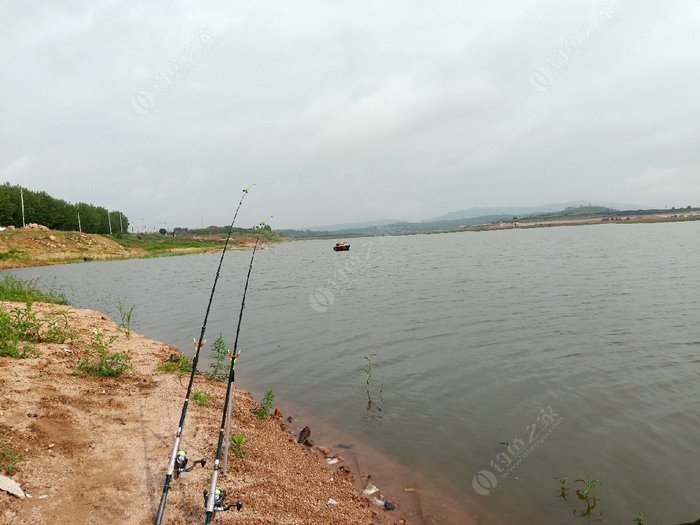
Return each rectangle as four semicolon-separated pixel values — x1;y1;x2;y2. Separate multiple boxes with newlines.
172;224;272;235
0;183;129;234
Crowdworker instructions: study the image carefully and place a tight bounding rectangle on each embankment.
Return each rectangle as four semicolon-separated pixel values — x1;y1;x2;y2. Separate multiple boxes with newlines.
0;301;403;524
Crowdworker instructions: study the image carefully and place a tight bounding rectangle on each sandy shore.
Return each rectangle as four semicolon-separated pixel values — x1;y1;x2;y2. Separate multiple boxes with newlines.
0;301;408;525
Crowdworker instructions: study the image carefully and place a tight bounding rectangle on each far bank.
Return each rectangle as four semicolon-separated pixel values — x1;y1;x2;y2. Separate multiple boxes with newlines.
0;226;282;270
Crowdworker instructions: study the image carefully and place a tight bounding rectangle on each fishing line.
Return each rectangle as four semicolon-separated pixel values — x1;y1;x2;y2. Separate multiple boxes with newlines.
203;220;267;523
155;186;253;525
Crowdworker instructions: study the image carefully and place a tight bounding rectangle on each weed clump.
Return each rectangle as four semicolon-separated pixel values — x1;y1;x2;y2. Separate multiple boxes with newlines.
116;297;135;339
192;389;210;406
254;389;275;420
0;303;72;358
229;434;246;458
157;353;192;375
75;328;131;377
0;440;24;475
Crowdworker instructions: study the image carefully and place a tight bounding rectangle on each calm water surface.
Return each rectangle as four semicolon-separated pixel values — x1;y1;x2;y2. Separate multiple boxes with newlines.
6;222;700;524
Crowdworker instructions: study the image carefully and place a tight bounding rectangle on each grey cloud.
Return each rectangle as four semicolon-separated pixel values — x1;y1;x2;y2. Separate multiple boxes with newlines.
1;1;698;229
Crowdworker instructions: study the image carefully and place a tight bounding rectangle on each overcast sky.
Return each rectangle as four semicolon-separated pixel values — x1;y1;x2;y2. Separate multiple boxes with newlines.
1;1;698;229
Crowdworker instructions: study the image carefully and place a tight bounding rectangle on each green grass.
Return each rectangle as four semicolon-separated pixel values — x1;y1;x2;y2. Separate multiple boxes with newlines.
0;310;24;358
0;274;68;304
108;233;226;253
0;303;72;358
0;248;21;260
107;228;282;253
192;389;210;406
157;353;192;374
0;440;24;475
76;351;131;377
75;328;131;377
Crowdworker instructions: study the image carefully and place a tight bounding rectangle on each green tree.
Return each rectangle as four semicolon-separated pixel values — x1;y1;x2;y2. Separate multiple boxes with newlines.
0;183;130;232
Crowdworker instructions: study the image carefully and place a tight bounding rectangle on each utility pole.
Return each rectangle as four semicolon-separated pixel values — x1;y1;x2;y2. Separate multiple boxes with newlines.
108;210;113;234
20;188;25;227
78;209;82;233
119;212;123;233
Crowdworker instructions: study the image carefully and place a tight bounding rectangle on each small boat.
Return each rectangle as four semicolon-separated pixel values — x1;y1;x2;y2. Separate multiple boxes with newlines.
333;241;350;251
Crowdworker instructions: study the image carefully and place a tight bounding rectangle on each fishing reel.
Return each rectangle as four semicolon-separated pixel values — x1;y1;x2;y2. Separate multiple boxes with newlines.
174;450;206;479
203;488;243;513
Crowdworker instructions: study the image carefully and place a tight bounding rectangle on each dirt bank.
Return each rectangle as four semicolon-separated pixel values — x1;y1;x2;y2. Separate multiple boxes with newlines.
0;228;271;270
0;229;140;269
0;302;404;525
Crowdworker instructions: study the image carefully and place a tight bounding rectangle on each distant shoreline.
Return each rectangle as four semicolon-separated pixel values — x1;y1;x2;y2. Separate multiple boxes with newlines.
458;210;700;232
2;212;699;271
279;208;700;239
0;228;277;270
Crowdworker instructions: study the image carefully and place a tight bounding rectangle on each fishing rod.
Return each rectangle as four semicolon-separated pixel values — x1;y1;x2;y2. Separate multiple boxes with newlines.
203;221;267;524
155;186;253;525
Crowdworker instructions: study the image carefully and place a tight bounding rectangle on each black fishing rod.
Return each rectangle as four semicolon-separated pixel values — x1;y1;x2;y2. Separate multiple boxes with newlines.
155;186;252;525
203;221;267;524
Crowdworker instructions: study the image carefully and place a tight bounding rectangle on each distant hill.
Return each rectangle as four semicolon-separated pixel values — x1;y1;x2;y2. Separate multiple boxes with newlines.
279;214;514;238
299;201;645;233
307;218;403;231
280;201;656;238
424;201;643;222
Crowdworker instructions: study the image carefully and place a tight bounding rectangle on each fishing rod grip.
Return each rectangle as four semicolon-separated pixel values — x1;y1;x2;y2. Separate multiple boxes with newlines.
204;459;220;522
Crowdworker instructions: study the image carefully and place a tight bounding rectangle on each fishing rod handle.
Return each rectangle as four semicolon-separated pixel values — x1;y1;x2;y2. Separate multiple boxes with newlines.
204;459;221;520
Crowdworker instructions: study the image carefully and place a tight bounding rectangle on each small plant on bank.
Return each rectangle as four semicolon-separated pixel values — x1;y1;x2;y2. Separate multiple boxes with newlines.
229;434;247;458
254;389;275;420
0;303;71;358
116;297;135;339
76;328;131;377
208;333;230;381
0;440;24;475
192;389;210;406
157;353;193;375
8;303;42;342
9;303;72;344
41;311;73;344
0;310;33;358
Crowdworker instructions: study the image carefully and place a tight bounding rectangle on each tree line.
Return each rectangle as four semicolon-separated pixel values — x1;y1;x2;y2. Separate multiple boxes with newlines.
0;183;130;234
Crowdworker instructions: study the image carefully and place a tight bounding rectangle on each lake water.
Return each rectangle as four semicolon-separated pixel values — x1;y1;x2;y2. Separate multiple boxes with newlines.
5;222;700;524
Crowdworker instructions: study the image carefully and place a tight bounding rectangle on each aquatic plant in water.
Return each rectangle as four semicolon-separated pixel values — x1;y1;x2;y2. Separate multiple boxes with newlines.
555;477;569;499
362;354;384;424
